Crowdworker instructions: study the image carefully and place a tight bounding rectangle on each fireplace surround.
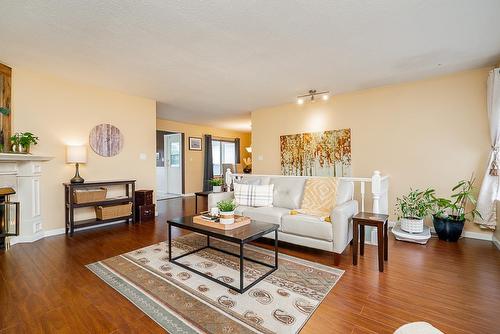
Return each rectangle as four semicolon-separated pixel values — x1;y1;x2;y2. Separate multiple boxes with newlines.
0;153;53;247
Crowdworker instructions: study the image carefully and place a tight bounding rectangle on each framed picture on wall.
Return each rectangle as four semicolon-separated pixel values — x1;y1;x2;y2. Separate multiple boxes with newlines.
189;137;202;151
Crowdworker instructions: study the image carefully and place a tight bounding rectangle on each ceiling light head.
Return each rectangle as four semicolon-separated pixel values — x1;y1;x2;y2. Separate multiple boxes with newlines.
296;89;331;104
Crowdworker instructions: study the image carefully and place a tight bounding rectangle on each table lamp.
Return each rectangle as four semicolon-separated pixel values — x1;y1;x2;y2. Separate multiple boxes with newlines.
66;145;87;183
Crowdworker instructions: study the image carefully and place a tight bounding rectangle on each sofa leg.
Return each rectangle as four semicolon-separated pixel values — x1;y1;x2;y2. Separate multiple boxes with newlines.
333;252;341;266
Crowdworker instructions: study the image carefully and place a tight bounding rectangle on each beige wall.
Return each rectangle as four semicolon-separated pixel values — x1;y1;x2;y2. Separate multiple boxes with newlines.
157;119;251;194
12;68;156;230
252;68;491;233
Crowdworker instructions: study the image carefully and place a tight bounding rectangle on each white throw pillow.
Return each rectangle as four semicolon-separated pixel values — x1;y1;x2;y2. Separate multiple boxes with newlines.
234;183;274;207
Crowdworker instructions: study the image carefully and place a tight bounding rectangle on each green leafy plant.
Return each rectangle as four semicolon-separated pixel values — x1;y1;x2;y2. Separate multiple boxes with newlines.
217;199;236;212
395;188;435;219
431;175;482;222
19;132;39;147
10;132;39;148
209;178;223;186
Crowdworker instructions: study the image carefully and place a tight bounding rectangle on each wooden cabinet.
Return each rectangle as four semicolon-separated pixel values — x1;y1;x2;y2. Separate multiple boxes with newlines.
135;189;154;222
135;189;153;206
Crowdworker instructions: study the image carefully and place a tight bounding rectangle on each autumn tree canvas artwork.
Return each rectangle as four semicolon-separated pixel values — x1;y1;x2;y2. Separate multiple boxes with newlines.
280;129;351;176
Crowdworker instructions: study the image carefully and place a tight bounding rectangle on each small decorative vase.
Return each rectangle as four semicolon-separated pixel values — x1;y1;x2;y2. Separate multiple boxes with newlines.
219;211;235;225
213;186;222;193
210;207;220;216
400;217;424;233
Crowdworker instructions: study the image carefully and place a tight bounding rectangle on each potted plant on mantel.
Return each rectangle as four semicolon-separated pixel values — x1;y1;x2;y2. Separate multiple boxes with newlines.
217;199;236;225
10;132;39;153
395;188;434;233
209;178;224;192
431;176;481;242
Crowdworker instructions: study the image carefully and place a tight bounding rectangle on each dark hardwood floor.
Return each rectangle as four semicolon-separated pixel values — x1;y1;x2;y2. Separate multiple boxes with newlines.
0;197;499;333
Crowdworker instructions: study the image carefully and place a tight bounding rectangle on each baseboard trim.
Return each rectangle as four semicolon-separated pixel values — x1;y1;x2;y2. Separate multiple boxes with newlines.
44;228;66;237
463;230;493;241
493;235;500;250
380;221;493;243
428;226;492;241
9;231;45;245
9;221;129;246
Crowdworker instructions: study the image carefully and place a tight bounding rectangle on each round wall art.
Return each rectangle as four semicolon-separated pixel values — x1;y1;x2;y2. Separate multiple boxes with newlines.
89;123;124;157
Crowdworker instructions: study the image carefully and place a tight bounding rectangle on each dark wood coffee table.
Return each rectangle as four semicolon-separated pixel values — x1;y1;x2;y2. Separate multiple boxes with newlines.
167;215;279;293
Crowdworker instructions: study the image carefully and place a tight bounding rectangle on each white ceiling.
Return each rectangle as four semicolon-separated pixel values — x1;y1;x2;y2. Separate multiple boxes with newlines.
1;1;500;132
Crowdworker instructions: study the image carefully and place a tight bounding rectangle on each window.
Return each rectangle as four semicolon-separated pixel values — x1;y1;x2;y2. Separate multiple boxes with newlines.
212;140;236;175
169;142;180;167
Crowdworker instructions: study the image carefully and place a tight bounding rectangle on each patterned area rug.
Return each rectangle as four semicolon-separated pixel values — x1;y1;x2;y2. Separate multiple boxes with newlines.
87;233;343;333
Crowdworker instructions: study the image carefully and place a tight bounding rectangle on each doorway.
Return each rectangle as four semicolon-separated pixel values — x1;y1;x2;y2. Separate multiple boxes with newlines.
156;131;185;200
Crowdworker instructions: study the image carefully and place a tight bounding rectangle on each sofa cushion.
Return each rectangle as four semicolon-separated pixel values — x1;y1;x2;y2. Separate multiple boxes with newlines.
234;205;252;216
234;183;274;207
237;175;271;185
336;180;353;205
300;177;338;218
270;177;306;209
281;214;333;241
244;207;290;227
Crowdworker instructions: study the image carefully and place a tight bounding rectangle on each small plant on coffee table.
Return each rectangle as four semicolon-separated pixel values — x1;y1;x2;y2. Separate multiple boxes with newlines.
217;199;236;213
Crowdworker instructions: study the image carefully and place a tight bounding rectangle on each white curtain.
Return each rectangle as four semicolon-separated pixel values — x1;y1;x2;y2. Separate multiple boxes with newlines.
476;68;500;229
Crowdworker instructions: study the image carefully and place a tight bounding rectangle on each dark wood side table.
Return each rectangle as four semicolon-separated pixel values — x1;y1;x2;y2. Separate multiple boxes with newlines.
194;191;213;214
352;212;389;272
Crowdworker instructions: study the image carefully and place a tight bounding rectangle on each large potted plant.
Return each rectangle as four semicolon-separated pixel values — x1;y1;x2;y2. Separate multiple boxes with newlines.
395;188;434;233
217;199;236;225
431;176;481;242
209;178;223;192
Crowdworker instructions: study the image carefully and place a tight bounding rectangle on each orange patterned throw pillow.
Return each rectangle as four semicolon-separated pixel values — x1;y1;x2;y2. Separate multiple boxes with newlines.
293;177;338;222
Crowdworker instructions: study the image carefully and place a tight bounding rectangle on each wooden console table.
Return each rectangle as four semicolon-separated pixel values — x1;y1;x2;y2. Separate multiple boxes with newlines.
64;180;136;236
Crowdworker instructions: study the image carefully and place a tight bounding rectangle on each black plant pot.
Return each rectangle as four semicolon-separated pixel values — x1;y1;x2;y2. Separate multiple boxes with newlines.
432;215;465;242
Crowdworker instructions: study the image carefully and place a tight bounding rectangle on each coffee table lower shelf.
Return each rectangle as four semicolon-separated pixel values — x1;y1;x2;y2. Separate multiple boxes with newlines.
168;229;278;294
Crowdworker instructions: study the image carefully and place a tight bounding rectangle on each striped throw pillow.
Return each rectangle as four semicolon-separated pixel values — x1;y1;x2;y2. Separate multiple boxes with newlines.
234;183;274;207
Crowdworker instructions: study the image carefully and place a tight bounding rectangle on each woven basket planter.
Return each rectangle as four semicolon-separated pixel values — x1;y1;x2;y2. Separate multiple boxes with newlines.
400;217;424;233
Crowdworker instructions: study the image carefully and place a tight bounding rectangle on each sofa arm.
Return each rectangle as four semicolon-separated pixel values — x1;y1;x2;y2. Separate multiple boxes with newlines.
207;192;235;209
331;200;359;254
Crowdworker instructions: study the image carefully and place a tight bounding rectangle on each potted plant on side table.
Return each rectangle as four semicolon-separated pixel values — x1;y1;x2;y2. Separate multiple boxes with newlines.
209;178;224;192
217;199;236;225
395;188;434;233
431;176;481;242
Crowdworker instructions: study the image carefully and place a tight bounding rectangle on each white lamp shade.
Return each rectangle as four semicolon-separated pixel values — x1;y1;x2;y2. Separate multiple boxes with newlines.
66;145;87;164
245;147;252;153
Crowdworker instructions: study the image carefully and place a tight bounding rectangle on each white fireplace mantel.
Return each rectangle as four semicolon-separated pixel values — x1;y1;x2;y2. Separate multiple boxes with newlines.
0;153;54;162
0;153;54;246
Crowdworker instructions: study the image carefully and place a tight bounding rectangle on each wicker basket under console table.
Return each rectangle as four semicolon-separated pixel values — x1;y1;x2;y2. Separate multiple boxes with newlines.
64;180;136;236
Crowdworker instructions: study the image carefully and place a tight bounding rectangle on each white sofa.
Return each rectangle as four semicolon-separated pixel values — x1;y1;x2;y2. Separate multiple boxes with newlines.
208;175;359;261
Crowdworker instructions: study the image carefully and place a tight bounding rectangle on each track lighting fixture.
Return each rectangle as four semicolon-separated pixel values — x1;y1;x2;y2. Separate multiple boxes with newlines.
296;89;330;104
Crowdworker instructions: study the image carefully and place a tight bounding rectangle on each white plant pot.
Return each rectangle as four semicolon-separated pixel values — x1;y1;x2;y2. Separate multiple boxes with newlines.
219;211;235;224
213;186;222;193
400;217;424;233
